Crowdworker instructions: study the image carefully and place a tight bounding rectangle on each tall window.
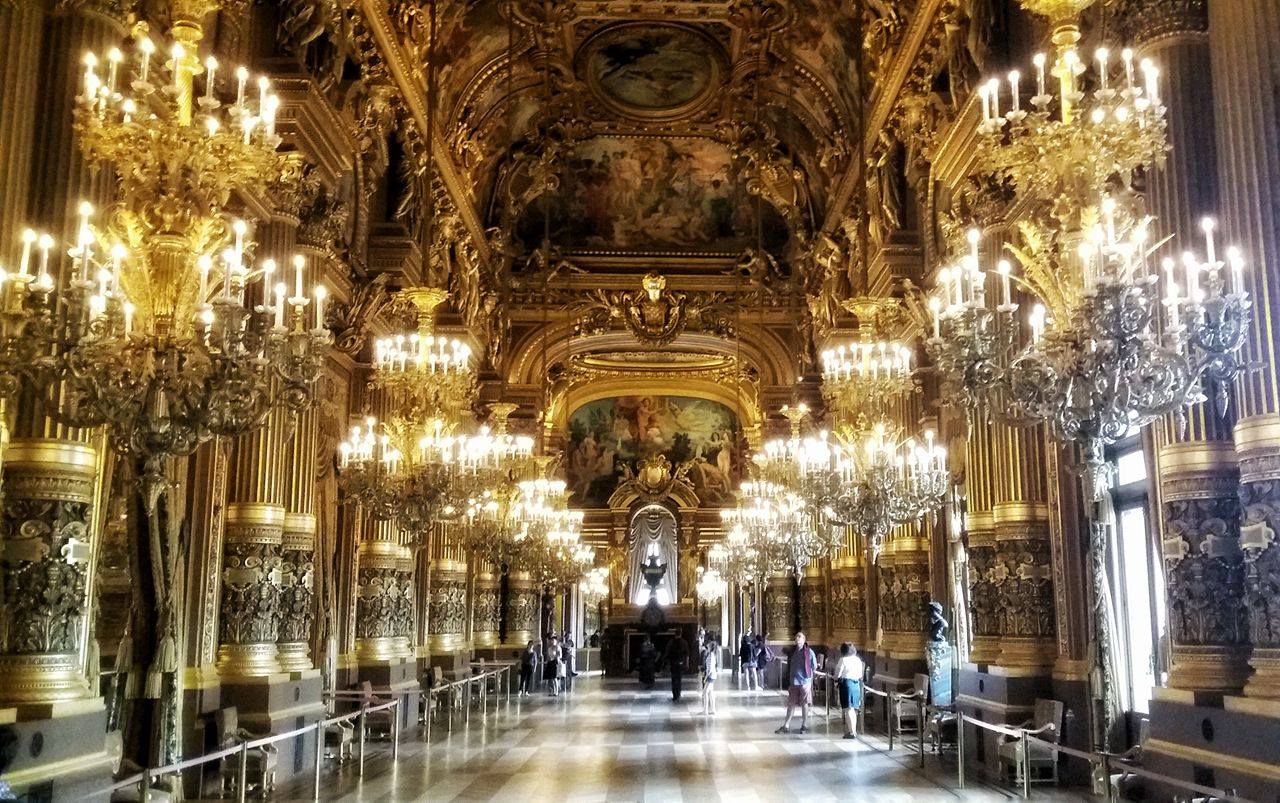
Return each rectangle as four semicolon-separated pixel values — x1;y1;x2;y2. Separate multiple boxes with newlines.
1107;437;1168;714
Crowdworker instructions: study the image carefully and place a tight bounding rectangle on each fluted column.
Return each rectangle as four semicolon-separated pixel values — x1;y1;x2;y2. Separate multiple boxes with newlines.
0;441;101;704
277;402;318;673
991;426;1055;670
829;531;868;649
502;570;537;647
472;559;501;649
0;1;44;259
965;416;1001;664
1208;0;1280;699
763;573;794;643
216;408;290;676
426;530;468;656
1124;0;1254;697
354;519;409;662
799;562;827;646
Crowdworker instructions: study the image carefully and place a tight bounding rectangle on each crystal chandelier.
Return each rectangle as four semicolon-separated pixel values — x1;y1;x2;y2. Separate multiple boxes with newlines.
720;479;815;576
926;36;1251;498
820;297;918;424
694;565;727;604
579;566;609;606
371;287;475;422
35;26;330;476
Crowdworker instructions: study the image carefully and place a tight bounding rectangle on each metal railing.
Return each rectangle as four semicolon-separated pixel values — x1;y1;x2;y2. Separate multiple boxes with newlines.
844;683;1255;803
420;663;514;740
91;696;402;802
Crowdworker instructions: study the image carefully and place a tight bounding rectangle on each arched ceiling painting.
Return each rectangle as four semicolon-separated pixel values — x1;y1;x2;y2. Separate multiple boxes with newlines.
429;0;865;266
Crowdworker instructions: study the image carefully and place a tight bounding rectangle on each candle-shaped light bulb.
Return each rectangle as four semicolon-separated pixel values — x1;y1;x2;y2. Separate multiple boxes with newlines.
169;43;185;94
106;48;122;93
314;284;327;329
1008;70;1021;111
256;75;269;110
138;38;154;85
204;56;218;100
1201;217;1217;265
1140;58;1159;103
262;94;279;138
273;281;286;328
1182;251;1201;300
988;78;1001;119
121;98;137;123
234;65;249;106
1227;247;1245;293
292;254;305;298
204;116;219;137
18;228;35;277
1033;52;1047;97
1122;48;1135;89
1095;47;1110;90
37;233;53;281
938;267;952;307
197;253;212;301
928;296;941;337
979;82;991;121
122;301;135;334
997;259;1012;306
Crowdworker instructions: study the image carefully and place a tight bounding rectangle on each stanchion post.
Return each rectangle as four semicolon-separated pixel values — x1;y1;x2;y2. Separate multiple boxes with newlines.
1021;731;1031;799
140;771;151;803
237;742;249;803
888;694;896;750
957;714;966;789
447;687;454;733
392;699;401;761
426;691;434;742
1101;753;1114;803
918;697;926;768
313;722;323;800
357;707;367;777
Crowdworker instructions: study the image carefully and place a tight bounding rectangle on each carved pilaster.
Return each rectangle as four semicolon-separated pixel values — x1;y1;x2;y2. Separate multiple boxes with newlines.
503;570;537;647
0;440;99;704
0;1;43;260
426;559;468;655
799;563;827;645
967;512;1001;664
878;538;930;660
992;506;1056;669
276;514;316;673
1235;420;1280;699
472;568;500;649
763;573;794;643
829;557;867;648
354;535;409;662
216;504;284;676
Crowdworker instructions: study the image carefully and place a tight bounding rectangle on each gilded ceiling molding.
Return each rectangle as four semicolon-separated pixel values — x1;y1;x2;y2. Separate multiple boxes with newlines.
1117;0;1207;43
354;0;491;262
822;0;954;233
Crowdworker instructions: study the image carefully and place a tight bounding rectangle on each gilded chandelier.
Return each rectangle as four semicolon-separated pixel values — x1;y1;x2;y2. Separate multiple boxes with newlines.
9;23;332;475
927;32;1251;498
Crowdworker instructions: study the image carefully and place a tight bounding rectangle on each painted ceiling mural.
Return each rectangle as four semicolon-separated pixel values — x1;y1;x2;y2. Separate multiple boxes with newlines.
566;395;741;508
513;136;790;253
579;23;726;119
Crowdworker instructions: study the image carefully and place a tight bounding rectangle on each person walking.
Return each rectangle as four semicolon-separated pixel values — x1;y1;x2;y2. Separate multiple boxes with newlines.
519;639;539;696
833;642;865;738
700;634;720;716
543;636;563;696
775;631;817;734
738;631;755;690
663;631;691;702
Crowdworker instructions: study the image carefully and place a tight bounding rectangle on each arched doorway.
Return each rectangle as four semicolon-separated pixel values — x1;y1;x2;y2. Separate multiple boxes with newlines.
627;504;679;605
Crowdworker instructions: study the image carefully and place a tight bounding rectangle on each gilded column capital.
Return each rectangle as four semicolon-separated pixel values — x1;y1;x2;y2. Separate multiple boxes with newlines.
1120;0;1208;45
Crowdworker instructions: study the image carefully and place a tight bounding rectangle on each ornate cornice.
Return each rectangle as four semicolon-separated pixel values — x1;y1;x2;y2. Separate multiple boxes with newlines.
355;0;490;262
1120;0;1208;45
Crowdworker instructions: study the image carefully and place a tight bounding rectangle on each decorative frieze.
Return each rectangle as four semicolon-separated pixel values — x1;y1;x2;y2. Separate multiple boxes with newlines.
216;504;285;676
427;559;468;654
0;440;98;703
763;574;794;643
276;514;316;673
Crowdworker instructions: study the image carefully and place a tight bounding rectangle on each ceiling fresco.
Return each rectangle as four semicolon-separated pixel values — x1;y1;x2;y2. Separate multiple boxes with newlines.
579;23;727;119
512;136;790;253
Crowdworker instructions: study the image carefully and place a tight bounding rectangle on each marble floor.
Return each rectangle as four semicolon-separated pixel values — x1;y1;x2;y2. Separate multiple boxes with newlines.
280;675;1093;802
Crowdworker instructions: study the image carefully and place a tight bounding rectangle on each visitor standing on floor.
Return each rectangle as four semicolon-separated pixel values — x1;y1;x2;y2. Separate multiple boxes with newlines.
519;639;539;696
833;642;865;738
562;630;578;687
737;630;755;690
752;635;772;693
700;634;720;716
775;631;817;734
544;636;563;696
663;631;691;702
637;636;657;689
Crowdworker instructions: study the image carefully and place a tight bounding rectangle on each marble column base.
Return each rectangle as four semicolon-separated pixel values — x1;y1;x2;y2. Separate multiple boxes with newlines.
1242;647;1280;699
1143;690;1280;801
0;699;117;799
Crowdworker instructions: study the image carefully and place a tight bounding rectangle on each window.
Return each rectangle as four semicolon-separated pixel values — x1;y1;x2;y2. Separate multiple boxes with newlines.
1107;439;1167;715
